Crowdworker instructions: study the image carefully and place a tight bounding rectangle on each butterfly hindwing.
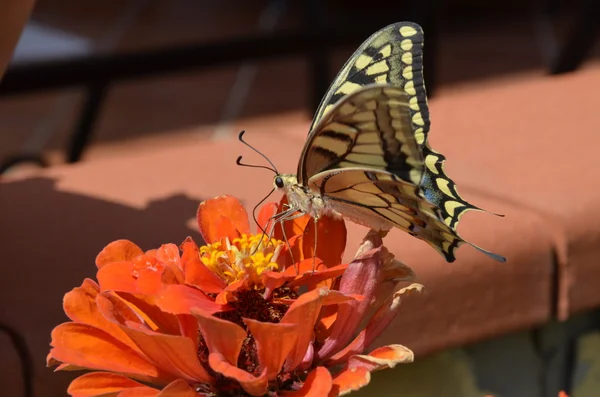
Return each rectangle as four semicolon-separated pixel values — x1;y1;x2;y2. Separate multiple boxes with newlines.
307;168;466;261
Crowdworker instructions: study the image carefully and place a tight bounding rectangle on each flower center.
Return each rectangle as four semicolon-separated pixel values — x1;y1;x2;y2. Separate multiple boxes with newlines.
199;233;284;285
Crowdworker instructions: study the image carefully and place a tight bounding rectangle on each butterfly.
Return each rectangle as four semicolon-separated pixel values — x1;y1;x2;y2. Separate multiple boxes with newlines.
239;22;505;263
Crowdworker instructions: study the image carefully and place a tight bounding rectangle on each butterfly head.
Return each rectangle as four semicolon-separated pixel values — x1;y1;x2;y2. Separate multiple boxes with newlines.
273;174;298;192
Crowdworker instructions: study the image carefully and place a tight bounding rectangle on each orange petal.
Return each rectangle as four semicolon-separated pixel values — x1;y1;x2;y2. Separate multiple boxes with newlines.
208;352;269;396
347;344;414;372
193;310;246;366
214;279;245;305
558;392;569;397
97;292;181;338
329;366;370;396
180;237;227;294
156;284;226;315
273;196;310;242
280;288;328;371
119;389;162;397
287;262;349;289
135;267;164;295
261;270;294;299
63;280;135;349
244;318;301;379
48;323;170;382
67;372;159;397
116;322;212;383
155;244;180;267
281;367;333;397
155;244;185;283
197;196;251;243
257;201;279;232
302;216;346;268
155;379;199;397
96;240;144;269
96;261;137;293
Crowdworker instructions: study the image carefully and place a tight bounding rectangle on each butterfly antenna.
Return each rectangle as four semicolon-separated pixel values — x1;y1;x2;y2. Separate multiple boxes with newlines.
237;130;279;174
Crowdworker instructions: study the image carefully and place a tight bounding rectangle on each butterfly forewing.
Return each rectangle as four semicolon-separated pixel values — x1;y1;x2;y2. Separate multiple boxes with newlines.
299;85;423;186
310;22;430;147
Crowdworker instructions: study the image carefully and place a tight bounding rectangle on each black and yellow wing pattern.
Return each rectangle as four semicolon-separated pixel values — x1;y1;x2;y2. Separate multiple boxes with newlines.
298;22;504;262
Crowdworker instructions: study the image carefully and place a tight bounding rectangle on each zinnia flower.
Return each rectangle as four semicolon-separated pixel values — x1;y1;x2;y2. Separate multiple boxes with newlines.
48;195;421;396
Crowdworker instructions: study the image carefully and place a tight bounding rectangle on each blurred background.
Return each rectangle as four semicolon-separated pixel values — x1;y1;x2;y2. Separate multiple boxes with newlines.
2;1;600;397
1;0;598;173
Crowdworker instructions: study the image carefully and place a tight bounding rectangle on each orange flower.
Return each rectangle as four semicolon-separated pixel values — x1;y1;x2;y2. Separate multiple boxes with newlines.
48;195;420;396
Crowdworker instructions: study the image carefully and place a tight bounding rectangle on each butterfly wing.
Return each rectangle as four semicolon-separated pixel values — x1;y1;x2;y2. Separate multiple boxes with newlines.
305;21;497;238
310;21;429;148
298;84;423;186
307;168;505;262
297;83;504;262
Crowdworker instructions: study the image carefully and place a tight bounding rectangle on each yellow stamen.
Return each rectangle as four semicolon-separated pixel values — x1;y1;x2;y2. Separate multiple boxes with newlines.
199;233;284;286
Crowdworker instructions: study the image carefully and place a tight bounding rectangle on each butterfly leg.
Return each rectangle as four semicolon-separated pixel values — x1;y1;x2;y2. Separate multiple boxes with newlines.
271;208;307;274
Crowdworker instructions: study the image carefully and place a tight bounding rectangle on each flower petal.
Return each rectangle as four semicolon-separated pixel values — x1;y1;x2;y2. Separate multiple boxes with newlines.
48;323;169;382
180;238;227;294
318;246;385;360
287;262;349;290
329;366;370;396
118;324;212;383
96;261;137;293
281;367;333;397
155;379;199;397
244;318;300;379
96;240;144;269
208;352;269;396
63;280;136;349
67;372;158;397
99;298;212;383
193;310;246;366
363;283;423;348
98;292;181;337
156;284;226;315
281;288;329;371
347;344;414;372
197;196;251;243
301;216;346;268
257;201;279;232
326;283;423;366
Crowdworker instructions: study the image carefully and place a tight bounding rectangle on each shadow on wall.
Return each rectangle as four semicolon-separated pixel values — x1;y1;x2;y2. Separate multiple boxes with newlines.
0;177;204;397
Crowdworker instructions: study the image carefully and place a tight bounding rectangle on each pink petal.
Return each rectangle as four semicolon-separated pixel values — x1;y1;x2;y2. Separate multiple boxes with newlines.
317;246;384;360
362;283;423;348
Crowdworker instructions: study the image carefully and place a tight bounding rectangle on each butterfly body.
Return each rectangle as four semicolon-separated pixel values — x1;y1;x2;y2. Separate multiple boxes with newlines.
263;22;505;263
